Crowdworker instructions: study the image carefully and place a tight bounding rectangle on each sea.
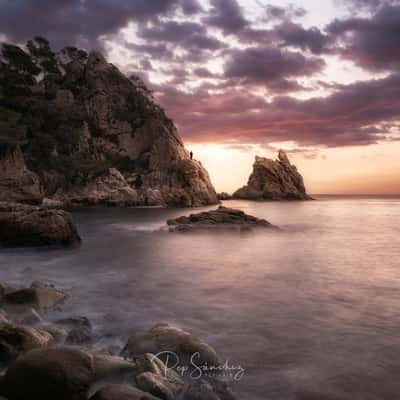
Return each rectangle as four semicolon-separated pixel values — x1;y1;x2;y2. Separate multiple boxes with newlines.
1;196;400;400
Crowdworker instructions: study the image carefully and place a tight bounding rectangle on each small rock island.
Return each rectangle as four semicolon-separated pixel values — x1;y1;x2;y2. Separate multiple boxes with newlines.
167;206;275;232
233;150;312;201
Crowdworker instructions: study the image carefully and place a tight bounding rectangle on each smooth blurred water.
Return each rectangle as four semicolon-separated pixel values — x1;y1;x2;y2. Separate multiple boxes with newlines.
1;196;400;400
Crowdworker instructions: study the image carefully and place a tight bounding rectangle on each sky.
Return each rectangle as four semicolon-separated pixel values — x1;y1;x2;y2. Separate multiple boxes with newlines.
0;0;399;194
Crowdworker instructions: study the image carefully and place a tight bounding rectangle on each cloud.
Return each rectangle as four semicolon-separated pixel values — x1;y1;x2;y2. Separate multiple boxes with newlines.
139;20;223;51
275;21;331;54
155;72;400;148
204;0;248;33
224;47;325;91
0;0;192;48
264;4;306;21
328;4;400;70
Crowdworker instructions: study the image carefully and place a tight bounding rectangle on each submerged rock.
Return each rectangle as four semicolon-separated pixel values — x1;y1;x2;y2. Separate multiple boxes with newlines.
0;203;80;247
233;150;312;201
121;323;219;368
167;206;275;232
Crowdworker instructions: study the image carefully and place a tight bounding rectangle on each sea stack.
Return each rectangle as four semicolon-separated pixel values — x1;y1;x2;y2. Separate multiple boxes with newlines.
233;150;312;201
0;39;217;207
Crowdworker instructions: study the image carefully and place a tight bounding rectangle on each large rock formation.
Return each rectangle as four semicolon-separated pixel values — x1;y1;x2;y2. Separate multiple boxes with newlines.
0;38;217;207
233;150;312;201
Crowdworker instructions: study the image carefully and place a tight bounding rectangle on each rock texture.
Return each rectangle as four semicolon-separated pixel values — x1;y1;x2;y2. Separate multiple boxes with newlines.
167;206;275;231
0;347;95;400
0;146;43;205
121;323;220;367
0;202;80;247
0;38;217;207
233;150;312;201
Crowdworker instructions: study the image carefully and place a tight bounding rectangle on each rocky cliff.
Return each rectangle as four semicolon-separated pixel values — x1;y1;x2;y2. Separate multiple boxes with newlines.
0;38;217;207
233;150;312;200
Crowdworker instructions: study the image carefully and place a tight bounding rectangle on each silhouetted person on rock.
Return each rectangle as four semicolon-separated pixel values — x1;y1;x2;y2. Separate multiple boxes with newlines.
190;151;193;160
134;174;143;190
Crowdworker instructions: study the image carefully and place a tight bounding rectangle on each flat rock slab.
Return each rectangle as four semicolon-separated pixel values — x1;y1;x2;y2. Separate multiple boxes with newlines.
167;206;276;232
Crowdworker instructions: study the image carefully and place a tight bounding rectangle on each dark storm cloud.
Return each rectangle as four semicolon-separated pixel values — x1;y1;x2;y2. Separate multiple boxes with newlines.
328;4;400;70
224;47;325;91
275;22;331;54
156;72;400;147
0;0;192;48
180;0;203;15
204;0;249;33
139;21;223;51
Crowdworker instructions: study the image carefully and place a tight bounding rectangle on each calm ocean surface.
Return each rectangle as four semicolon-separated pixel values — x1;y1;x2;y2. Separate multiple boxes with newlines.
1;196;400;400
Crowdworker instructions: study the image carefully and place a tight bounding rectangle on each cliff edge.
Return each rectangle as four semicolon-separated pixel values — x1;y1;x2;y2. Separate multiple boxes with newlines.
0;38;217;207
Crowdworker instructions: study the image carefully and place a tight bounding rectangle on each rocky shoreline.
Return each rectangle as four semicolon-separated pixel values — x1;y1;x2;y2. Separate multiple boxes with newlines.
0;281;237;400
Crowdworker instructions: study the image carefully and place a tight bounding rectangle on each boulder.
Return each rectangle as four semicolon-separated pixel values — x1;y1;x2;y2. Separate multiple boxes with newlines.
0;203;80;247
167;206;275;232
121;324;219;368
0;323;54;364
0;347;95;400
66;326;93;344
182;379;237;400
90;384;160;400
3;283;67;309
233;150;312;201
58;316;93;345
134;353;184;400
217;192;232;201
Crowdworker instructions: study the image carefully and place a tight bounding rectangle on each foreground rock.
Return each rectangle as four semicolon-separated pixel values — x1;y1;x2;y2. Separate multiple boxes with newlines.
0;39;217;207
0;202;80;247
0;347;94;400
0;323;54;365
167;206;275;232
122;323;219;367
133;353;184;400
2;282;68;309
233;150;312;201
91;384;160;400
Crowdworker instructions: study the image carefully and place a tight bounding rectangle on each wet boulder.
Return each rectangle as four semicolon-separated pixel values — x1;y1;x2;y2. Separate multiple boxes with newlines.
0;323;54;365
90;384;160;400
182;379;237;400
0;347;95;400
0;203;81;247
122;323;219;368
134;353;184;400
3;283;67;310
